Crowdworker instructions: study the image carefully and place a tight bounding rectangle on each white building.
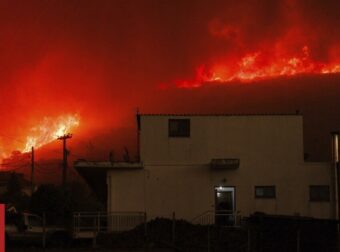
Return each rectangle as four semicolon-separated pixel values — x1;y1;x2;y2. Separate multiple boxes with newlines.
75;114;338;223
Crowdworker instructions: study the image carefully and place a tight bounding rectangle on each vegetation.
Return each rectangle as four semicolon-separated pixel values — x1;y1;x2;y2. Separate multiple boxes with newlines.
0;173;103;226
30;182;104;225
0;172;30;211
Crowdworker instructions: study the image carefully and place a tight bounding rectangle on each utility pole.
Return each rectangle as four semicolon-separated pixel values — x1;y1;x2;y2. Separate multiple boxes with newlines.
31;146;34;195
58;133;72;187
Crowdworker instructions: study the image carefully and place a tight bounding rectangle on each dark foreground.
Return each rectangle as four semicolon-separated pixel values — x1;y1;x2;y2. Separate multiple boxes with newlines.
8;248;173;252
7;215;340;252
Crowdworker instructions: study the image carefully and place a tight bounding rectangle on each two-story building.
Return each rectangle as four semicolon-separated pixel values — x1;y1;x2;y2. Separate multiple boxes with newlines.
75;113;338;223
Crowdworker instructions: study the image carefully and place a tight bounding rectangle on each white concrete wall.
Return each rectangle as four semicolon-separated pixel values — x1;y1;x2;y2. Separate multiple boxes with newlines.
140;115;304;165
107;115;333;220
107;164;333;220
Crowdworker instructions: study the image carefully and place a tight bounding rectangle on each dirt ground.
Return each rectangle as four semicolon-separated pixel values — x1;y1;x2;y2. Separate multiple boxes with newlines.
7;248;174;252
7;243;175;252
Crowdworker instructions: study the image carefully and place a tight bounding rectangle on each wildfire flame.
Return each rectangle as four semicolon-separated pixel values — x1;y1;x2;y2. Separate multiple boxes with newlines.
174;46;340;88
22;114;80;153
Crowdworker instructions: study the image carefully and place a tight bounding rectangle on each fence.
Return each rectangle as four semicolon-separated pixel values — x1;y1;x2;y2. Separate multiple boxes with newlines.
72;211;340;252
73;211;146;239
245;214;340;252
192;210;242;226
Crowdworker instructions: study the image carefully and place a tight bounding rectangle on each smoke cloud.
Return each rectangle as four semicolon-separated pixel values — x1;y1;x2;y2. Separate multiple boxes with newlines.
0;0;339;163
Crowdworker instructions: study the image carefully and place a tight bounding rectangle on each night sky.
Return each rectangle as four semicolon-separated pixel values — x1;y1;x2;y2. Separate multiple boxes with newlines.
0;0;339;168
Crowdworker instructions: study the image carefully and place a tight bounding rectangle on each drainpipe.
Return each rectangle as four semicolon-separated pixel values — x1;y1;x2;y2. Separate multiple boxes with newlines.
331;131;339;222
136;111;141;162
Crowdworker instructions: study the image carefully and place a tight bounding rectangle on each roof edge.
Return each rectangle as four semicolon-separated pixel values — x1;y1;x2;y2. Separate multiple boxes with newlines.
138;113;303;117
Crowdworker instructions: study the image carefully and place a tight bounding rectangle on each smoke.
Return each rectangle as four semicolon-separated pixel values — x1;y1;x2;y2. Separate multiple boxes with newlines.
168;0;340;87
0;0;339;161
208;0;339;54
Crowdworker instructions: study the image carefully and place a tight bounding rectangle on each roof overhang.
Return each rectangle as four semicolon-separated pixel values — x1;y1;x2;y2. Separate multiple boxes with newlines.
73;161;143;205
74;160;143;170
210;159;240;170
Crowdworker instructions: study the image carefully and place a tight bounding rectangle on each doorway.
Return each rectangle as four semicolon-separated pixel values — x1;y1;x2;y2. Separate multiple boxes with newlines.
215;186;235;226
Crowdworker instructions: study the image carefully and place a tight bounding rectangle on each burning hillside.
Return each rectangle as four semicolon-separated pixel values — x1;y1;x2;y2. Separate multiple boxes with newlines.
0;114;79;163
174;46;340;88
22;114;79;153
167;0;340;88
0;0;339;169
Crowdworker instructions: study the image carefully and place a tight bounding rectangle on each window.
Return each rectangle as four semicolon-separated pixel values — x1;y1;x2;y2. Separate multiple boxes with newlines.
255;186;276;199
28;215;42;227
309;185;330;202
168;119;190;137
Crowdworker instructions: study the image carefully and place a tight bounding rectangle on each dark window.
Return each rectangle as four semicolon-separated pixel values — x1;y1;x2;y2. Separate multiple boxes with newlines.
309;185;330;202
255;186;276;199
169;119;190;137
28;215;42;227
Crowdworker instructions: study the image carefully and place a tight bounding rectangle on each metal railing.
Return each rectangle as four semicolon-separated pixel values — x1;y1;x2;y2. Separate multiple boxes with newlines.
191;210;242;227
73;211;146;238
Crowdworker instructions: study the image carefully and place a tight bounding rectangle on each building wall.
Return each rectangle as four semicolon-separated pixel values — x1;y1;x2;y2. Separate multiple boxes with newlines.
140;115;304;165
107;115;333;220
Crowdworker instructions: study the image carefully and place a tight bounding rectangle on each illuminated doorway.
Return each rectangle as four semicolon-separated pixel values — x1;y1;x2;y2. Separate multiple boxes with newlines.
215;186;235;226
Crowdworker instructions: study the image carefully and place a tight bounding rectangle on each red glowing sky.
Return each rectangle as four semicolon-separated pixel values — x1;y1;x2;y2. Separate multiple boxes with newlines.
0;0;339;165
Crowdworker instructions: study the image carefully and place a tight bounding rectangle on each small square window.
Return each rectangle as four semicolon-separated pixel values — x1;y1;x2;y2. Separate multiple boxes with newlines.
255;186;276;199
168;119;190;137
309;185;330;202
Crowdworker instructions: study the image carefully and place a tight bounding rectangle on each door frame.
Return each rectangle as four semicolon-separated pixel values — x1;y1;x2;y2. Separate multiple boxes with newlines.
214;186;236;226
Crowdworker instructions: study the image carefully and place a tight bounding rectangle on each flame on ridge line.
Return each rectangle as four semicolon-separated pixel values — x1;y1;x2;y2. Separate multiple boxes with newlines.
173;46;340;88
22;114;80;153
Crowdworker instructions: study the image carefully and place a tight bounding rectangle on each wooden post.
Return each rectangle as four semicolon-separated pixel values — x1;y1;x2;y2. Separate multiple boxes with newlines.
144;212;147;237
248;228;251;252
172;212;176;245
92;232;97;249
42;212;46;249
97;212;100;232
92;217;97;249
0;204;4;252
57;134;72;187
296;229;300;252
207;225;210;252
30;147;35;195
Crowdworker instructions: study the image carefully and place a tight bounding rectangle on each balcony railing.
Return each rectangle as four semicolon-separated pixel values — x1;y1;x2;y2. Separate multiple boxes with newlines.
73;211;146;238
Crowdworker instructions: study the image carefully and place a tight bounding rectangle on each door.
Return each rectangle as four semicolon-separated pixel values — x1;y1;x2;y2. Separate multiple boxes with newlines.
215;186;235;226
